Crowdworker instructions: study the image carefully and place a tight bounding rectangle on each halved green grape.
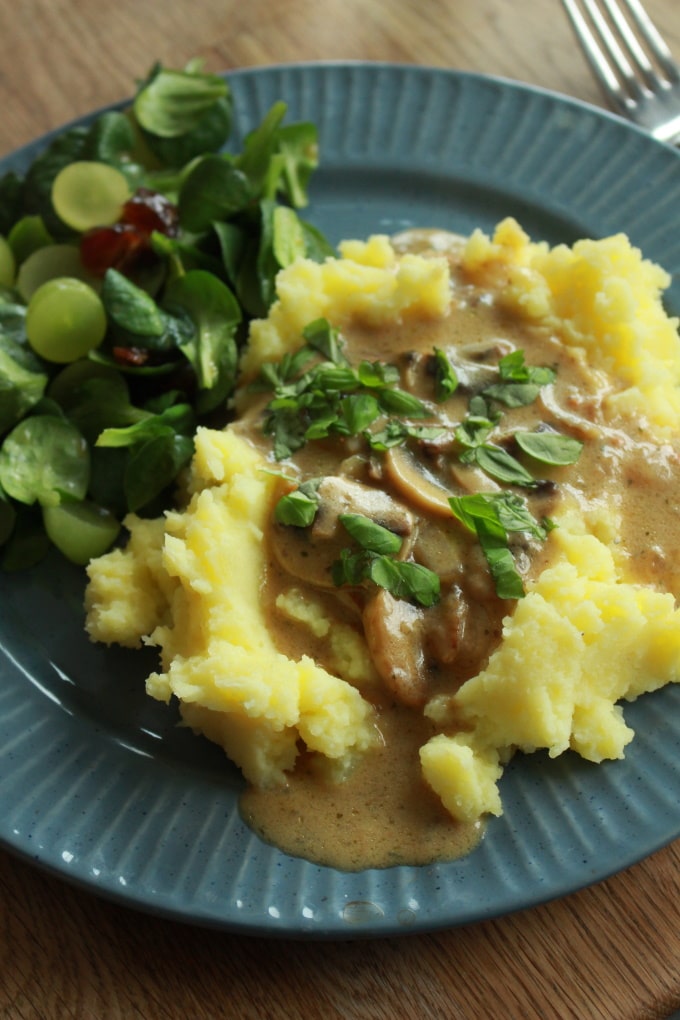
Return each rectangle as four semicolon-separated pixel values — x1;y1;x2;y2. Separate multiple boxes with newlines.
8;215;53;265
26;278;107;363
42;500;120;565
17;243;96;302
51;161;131;233
0;235;15;288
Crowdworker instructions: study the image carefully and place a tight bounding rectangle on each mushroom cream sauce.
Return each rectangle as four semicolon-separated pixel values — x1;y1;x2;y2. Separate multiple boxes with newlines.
238;229;680;870
85;221;680;872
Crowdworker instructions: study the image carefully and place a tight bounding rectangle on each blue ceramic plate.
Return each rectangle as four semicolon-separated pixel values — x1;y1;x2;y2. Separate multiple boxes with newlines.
2;63;680;938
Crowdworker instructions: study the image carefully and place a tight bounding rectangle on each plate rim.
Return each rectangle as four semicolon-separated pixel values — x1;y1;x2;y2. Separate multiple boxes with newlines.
2;60;680;939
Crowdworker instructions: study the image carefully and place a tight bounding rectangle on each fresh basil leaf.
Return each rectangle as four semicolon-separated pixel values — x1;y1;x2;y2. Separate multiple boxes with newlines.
482;543;526;600
313;365;358;392
483;351;556;407
331;547;368;587
494;491;551;540
377;388;429;417
357;360;400;388
473;444;537;487
339;513;403;555
433;348;458;402
514;430;584;466
482;381;542;407
302;318;346;364
365;419;410;451
448;492;533;599
264;405;308;460
367;556;441;607
455;414;495;449
274;487;319;527
498;350;555;385
339;393;380;434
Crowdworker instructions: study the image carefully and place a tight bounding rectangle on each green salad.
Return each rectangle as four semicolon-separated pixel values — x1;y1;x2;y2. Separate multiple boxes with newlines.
0;58;333;569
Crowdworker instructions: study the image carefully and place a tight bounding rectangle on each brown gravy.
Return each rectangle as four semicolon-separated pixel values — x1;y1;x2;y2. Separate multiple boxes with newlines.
237;232;680;870
241;706;482;870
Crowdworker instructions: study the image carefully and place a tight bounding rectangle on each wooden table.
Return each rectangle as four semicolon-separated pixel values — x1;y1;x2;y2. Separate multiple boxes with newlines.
1;1;679;1017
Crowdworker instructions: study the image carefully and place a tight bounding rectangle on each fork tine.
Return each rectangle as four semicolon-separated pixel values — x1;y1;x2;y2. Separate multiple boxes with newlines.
562;0;680;143
581;0;646;103
561;0;629;110
612;0;680;84
601;0;656;83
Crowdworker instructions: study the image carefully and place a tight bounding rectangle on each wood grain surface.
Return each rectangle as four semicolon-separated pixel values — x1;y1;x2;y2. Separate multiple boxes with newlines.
1;1;679;1018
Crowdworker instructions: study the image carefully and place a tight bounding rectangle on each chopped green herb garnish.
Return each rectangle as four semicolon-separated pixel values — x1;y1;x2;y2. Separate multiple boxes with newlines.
328;512;440;607
432;348;459;402
274;490;318;527
338;513;402;555
481;350;556;408
257;319;432;460
449;491;549;599
514;430;584;466
464;444;537;487
367;556;441;607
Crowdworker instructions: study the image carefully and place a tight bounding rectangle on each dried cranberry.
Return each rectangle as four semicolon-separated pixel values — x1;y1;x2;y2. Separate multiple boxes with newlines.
112;346;150;367
80;224;145;277
121;188;179;238
79;188;178;278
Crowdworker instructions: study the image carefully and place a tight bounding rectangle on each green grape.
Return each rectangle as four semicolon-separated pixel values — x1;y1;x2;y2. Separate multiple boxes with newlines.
42;500;120;565
52;160;130;233
17;243;96;302
26;278;107;363
0;235;15;288
8;214;53;264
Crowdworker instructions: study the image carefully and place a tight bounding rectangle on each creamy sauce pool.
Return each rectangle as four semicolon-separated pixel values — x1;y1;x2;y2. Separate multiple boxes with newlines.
238;232;680;870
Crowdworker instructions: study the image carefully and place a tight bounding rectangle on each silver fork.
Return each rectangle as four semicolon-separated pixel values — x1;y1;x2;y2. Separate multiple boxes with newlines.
561;0;680;145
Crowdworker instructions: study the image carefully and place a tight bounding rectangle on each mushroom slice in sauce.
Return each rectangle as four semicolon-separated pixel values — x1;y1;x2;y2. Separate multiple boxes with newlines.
383;446;454;518
269;476;415;588
362;585;476;707
312;476;415;541
362;589;429;708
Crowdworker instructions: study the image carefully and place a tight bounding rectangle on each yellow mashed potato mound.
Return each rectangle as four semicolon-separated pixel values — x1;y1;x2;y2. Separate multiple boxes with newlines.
85;218;680;823
463;217;680;430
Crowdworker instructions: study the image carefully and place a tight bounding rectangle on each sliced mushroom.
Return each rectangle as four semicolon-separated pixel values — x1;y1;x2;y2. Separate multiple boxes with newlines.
383;446;453;518
449;461;500;494
412;520;462;579
312;476;415;542
422;587;468;667
269;476;415;588
362;589;429;708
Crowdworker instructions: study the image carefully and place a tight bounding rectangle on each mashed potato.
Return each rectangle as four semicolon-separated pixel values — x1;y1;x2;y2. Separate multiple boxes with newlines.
85;217;680;844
